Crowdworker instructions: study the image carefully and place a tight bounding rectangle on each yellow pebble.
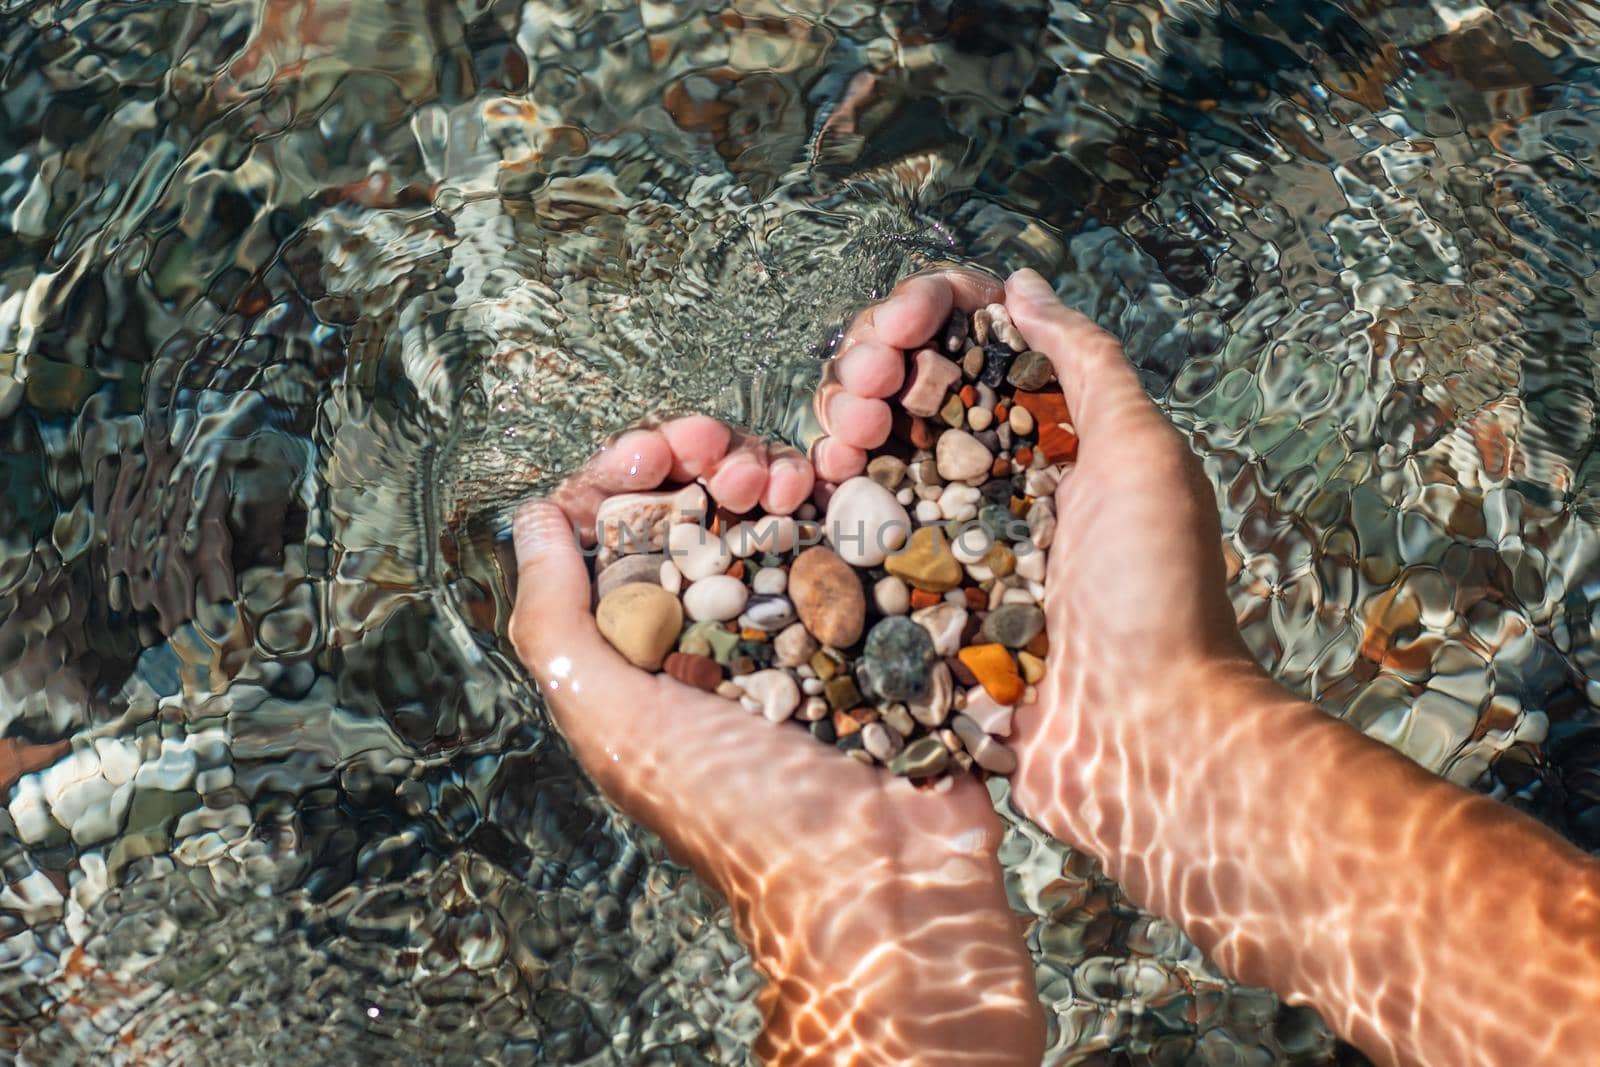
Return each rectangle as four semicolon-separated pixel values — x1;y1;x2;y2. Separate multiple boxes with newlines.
1018;650;1046;684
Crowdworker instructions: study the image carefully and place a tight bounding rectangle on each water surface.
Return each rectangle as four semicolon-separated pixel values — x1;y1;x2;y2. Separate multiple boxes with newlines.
2;0;1598;1062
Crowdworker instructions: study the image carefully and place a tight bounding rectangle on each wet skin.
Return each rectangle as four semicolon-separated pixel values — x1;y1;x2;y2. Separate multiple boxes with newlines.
514;269;1600;1065
511;394;1043;1061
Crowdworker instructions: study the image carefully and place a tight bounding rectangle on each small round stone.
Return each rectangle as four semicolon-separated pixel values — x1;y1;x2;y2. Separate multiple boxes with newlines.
824;476;912;567
596;583;683;670
774;622;820;668
967;406;994;431
862;722;905;762
859;616;936;703
789;546;867;648
740;595;797;632
683;575;749;622
936;430;993;482
752;566;788;595
873;575;911;616
664;651;723;692
668;522;733;581
733;669;801;722
594;553;665;602
1009;404;1035;436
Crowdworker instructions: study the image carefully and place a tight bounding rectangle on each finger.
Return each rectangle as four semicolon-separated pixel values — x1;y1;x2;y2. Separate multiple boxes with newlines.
823;391;892;450
760;447;815;514
704;433;770;514
510;499;606;678
812;437;866;482
551;428;675;530
658;415;735;481
833;339;905;398
1005;268;1155;439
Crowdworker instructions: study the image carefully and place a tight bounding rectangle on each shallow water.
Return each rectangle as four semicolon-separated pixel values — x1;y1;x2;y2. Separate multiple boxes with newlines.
3;0;1599;1062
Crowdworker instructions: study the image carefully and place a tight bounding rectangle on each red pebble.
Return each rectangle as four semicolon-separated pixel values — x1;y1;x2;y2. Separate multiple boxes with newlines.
959;385;976;407
908;416;934;449
664;652;723;693
909;588;942;610
1012;390;1079;463
990;456;1010;478
726;560;745;580
963;587;987;611
1014;446;1034;467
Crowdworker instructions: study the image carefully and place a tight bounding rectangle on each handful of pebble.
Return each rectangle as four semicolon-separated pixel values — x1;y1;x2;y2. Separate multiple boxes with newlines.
587;302;1074;783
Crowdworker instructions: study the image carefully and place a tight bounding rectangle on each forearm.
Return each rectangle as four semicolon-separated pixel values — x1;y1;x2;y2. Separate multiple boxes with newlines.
1017;660;1600;1067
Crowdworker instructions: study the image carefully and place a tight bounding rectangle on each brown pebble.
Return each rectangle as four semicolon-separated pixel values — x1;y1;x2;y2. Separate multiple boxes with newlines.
810;649;842;680
1014;446;1034;467
790;546;867;649
963;587;987;612
726;560;745;580
664;652;723;693
949;655;979;687
909;416;934;449
824;675;862;711
847;706;880;726
728;655;757;676
961;346;984;379
938;393;965;428
990;456;1010;478
1025;630;1049;657
909;588;942;610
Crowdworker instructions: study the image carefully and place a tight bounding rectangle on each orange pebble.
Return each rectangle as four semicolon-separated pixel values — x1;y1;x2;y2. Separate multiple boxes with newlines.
726;561;745;580
990;456;1010;478
832;709;862;737
909;588;942;610
908;416;935;449
993;402;1008;421
1014;447;1033;467
1025;630;1049;658
958;644;1026;705
959;385;976;406
739;628;768;642
962;586;987;612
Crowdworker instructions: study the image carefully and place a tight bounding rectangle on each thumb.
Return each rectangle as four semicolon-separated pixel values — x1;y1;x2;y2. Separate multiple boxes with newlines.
510;499;595;675
1005;268;1158;441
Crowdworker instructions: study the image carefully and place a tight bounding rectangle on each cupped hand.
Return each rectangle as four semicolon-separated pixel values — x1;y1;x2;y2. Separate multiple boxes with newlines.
511;416;1042;1066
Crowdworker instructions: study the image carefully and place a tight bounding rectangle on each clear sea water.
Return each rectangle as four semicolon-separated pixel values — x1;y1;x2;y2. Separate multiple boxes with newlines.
2;0;1598;1062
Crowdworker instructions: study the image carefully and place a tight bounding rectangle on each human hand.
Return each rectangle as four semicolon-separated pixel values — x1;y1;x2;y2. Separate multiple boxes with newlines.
510;416;1042;1065
992;269;1263;870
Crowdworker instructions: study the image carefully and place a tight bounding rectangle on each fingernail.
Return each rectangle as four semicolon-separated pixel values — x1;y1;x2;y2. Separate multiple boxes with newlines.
1009;268;1055;303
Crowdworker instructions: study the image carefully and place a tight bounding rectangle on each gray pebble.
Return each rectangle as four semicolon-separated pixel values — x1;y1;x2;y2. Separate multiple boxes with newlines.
983;603;1045;648
888;735;951;778
594;553;665;601
739;595;796;632
862;722;905;761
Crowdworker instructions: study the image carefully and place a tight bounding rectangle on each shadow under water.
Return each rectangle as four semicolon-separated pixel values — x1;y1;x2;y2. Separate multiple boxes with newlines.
2;0;1599;1062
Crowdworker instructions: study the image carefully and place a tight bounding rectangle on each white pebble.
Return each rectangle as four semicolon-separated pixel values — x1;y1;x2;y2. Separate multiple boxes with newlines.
752;567;787;595
967;406;993;431
668;522;733;581
683;575;749;621
1014;548;1047;582
938;483;981;521
862;722;904;761
908;662;953;727
659;559;683;595
935;430;993;482
895;487;914;506
963;689;1015;736
911;603;967;657
914;499;942;524
727;514;799;557
1028;579;1047;601
951;526;991;564
797;696;829;721
1024;468;1058;497
1009;405;1035;435
733;670;801;722
966;564;995;583
825;476;912;567
874;575;911;615
943;589;967;605
1002;587;1037;606
801;677;824;696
